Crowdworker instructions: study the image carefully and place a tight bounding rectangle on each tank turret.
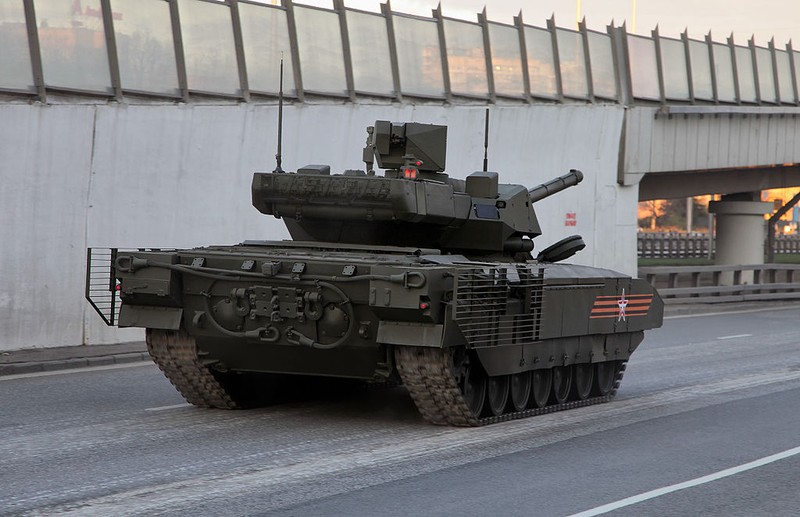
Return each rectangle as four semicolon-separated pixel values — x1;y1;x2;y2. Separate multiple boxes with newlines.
252;121;584;257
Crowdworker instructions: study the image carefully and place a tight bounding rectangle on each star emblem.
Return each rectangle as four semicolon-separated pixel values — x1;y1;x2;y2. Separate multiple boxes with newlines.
617;289;628;321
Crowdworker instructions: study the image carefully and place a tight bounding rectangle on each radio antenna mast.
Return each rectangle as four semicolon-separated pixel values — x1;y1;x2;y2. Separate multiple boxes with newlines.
273;53;285;173
482;108;490;172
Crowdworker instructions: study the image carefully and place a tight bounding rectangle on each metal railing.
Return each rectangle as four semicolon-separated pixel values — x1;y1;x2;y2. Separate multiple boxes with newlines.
639;263;800;303
638;232;713;259
2;0;799;107
638;232;800;259
773;234;800;254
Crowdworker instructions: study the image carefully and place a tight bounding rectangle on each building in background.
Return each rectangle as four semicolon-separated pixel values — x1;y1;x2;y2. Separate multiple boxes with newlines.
763;188;800;235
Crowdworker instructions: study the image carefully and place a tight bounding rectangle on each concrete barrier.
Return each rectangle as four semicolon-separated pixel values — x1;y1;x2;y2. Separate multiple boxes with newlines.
0;101;634;350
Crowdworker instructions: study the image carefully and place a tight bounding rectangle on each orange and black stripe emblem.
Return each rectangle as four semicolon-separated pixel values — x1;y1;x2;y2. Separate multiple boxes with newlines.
590;290;653;320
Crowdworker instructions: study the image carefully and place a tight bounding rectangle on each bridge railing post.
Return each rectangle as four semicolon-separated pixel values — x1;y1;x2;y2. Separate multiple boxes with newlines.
610;23;633;106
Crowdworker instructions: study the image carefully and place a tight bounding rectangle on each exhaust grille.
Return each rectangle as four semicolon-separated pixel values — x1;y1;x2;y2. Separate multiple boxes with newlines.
453;265;544;348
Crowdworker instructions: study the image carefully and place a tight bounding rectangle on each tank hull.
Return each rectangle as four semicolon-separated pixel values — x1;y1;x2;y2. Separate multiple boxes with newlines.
91;241;662;425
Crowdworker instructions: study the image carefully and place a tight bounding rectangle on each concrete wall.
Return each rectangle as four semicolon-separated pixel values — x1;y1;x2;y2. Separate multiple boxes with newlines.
0;101;634;351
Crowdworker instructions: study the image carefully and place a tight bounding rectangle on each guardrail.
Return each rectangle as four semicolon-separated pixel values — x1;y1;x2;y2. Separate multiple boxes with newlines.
774;235;800;254
638;232;712;259
639;264;800;304
2;0;799;107
638;232;800;259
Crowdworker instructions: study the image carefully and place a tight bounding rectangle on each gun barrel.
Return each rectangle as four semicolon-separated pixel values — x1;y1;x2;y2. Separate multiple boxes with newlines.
528;169;584;203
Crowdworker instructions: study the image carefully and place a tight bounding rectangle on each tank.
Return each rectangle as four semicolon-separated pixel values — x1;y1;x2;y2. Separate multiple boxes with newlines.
86;120;663;426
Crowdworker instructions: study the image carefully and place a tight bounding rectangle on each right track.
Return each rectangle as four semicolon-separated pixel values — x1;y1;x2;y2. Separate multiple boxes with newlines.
395;345;626;427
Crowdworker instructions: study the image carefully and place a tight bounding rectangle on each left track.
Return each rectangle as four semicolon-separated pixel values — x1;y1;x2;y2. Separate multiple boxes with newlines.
146;329;240;409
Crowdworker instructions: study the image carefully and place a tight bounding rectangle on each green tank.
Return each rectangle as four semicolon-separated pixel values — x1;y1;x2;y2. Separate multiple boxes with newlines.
86;120;663;426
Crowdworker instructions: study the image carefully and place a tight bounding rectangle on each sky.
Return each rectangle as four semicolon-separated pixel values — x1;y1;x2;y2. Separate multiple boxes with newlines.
279;0;800;47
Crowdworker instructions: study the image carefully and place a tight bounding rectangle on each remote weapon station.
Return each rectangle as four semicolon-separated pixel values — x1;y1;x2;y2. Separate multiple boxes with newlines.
87;115;663;426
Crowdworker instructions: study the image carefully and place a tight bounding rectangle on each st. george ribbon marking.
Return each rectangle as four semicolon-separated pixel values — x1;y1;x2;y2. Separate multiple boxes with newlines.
589;291;652;320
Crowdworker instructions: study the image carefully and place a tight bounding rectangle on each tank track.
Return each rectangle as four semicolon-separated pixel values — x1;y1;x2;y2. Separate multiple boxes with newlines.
395;346;626;427
145;329;240;409
145;329;627;424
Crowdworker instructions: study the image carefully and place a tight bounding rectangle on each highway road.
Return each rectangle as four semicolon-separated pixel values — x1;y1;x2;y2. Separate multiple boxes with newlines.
2;304;800;516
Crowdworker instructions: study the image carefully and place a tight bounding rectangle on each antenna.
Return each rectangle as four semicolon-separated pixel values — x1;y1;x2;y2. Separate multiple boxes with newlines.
273;53;285;173
482;108;490;172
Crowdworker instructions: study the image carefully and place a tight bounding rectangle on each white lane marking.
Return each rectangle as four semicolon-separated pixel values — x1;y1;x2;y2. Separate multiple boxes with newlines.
0;361;152;381
145;403;191;412
665;304;800;320
716;333;753;340
568;445;800;517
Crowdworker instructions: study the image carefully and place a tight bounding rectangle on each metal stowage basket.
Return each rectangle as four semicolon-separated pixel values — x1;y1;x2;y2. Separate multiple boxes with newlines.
85;248;120;326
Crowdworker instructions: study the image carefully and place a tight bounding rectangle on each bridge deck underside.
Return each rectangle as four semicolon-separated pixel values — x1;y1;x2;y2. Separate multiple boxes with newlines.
624;106;800;200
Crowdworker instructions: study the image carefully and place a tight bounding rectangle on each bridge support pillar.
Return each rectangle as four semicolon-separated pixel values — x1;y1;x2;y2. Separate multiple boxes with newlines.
709;194;772;284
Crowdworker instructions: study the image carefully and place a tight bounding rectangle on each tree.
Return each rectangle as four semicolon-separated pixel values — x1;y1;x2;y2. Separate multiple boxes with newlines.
638;200;665;230
638;198;709;232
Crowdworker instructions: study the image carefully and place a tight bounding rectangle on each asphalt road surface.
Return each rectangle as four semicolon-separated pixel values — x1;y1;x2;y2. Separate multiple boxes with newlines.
2;304;800;516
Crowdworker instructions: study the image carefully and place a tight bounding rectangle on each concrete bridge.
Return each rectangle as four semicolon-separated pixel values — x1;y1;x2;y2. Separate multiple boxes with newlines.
2;0;800;350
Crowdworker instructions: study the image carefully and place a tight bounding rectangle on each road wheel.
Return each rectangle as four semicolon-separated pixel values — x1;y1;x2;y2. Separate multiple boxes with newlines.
551;366;572;404
570;363;594;400
461;361;486;418
485;375;510;416
593;361;616;396
508;371;532;412
530;368;552;408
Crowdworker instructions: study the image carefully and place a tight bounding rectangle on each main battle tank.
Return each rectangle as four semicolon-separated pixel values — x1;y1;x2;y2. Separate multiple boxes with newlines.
86;120;663;426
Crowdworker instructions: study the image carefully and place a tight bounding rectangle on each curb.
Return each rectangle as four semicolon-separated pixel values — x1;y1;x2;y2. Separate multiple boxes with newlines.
0;352;151;376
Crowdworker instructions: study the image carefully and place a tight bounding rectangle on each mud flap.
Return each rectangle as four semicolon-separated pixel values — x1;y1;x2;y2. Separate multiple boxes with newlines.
119;305;183;330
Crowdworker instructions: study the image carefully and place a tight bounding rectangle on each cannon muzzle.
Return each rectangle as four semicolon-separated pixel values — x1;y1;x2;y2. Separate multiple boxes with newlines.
528;169;584;203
